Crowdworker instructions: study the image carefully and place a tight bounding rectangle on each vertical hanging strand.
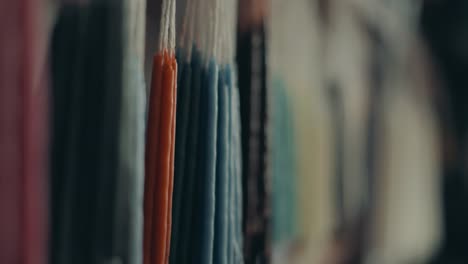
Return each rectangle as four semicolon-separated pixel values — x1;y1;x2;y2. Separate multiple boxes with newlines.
152;52;175;264
115;0;146;262
177;0;201;260
237;0;270;261
198;0;219;261
179;1;203;260
214;0;230;262
170;0;193;261
148;0;178;261
143;0;167;263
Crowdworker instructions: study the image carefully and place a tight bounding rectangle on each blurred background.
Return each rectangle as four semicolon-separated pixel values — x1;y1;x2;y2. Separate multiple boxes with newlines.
2;0;468;263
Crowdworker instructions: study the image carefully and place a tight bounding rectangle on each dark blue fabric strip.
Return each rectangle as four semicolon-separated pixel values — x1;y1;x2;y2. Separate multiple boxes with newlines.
198;58;218;264
178;47;202;264
169;47;192;264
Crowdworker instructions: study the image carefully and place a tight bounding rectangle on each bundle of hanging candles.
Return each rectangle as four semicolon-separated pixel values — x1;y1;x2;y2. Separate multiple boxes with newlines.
144;0;243;263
